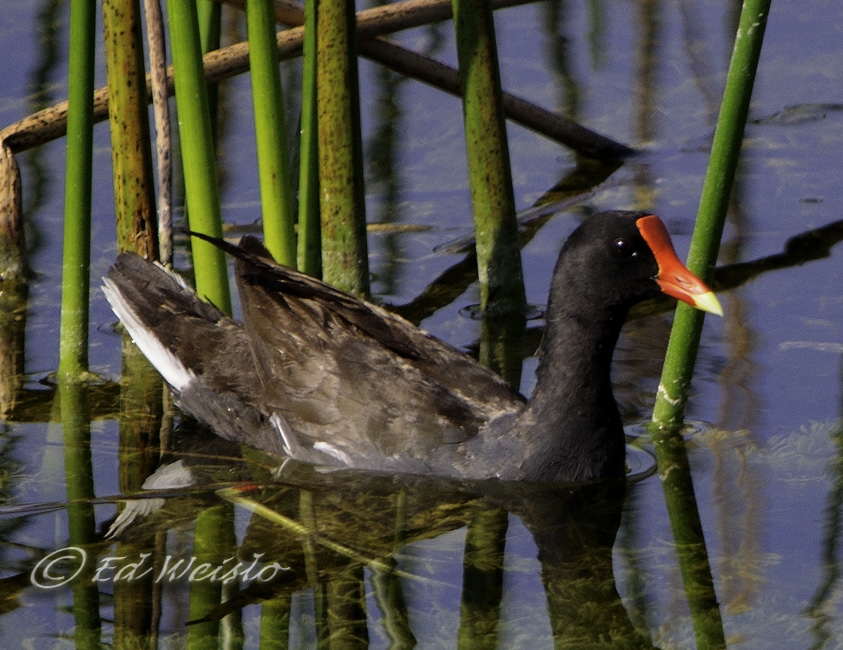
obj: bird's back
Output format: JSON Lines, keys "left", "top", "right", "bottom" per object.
{"left": 103, "top": 238, "right": 526, "bottom": 472}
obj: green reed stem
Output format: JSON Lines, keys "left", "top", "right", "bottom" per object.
{"left": 652, "top": 0, "right": 771, "bottom": 430}
{"left": 196, "top": 0, "right": 222, "bottom": 127}
{"left": 188, "top": 503, "right": 232, "bottom": 643}
{"left": 451, "top": 0, "right": 525, "bottom": 317}
{"left": 167, "top": 0, "right": 232, "bottom": 314}
{"left": 103, "top": 0, "right": 159, "bottom": 258}
{"left": 60, "top": 379, "right": 102, "bottom": 648}
{"left": 650, "top": 4, "right": 772, "bottom": 649}
{"left": 452, "top": 0, "right": 525, "bottom": 381}
{"left": 196, "top": 0, "right": 221, "bottom": 55}
{"left": 58, "top": 0, "right": 96, "bottom": 380}
{"left": 259, "top": 595, "right": 291, "bottom": 650}
{"left": 247, "top": 0, "right": 296, "bottom": 266}
{"left": 297, "top": 0, "right": 322, "bottom": 277}
{"left": 651, "top": 428, "right": 726, "bottom": 650}
{"left": 316, "top": 0, "right": 369, "bottom": 296}
{"left": 60, "top": 0, "right": 100, "bottom": 590}
{"left": 458, "top": 508, "right": 508, "bottom": 649}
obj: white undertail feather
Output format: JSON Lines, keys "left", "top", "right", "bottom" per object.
{"left": 102, "top": 276, "right": 195, "bottom": 392}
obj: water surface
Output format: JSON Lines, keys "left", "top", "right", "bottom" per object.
{"left": 1, "top": 0, "right": 842, "bottom": 647}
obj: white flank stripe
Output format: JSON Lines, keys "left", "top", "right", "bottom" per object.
{"left": 270, "top": 412, "right": 297, "bottom": 456}
{"left": 313, "top": 442, "right": 353, "bottom": 466}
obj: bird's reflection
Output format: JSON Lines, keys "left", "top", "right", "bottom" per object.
{"left": 103, "top": 420, "right": 658, "bottom": 648}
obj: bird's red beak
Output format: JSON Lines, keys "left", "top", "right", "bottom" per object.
{"left": 636, "top": 215, "right": 723, "bottom": 316}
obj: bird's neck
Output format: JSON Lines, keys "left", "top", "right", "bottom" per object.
{"left": 529, "top": 300, "right": 625, "bottom": 410}
{"left": 516, "top": 296, "right": 629, "bottom": 481}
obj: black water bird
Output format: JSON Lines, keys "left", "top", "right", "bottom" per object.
{"left": 103, "top": 211, "right": 721, "bottom": 482}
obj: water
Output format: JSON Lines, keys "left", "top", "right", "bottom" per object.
{"left": 1, "top": 0, "right": 843, "bottom": 647}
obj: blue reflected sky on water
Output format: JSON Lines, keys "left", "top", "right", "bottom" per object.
{"left": 1, "top": 0, "right": 842, "bottom": 646}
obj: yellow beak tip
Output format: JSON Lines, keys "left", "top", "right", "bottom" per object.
{"left": 693, "top": 291, "right": 724, "bottom": 317}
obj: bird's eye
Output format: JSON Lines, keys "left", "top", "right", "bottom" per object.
{"left": 613, "top": 238, "right": 637, "bottom": 258}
